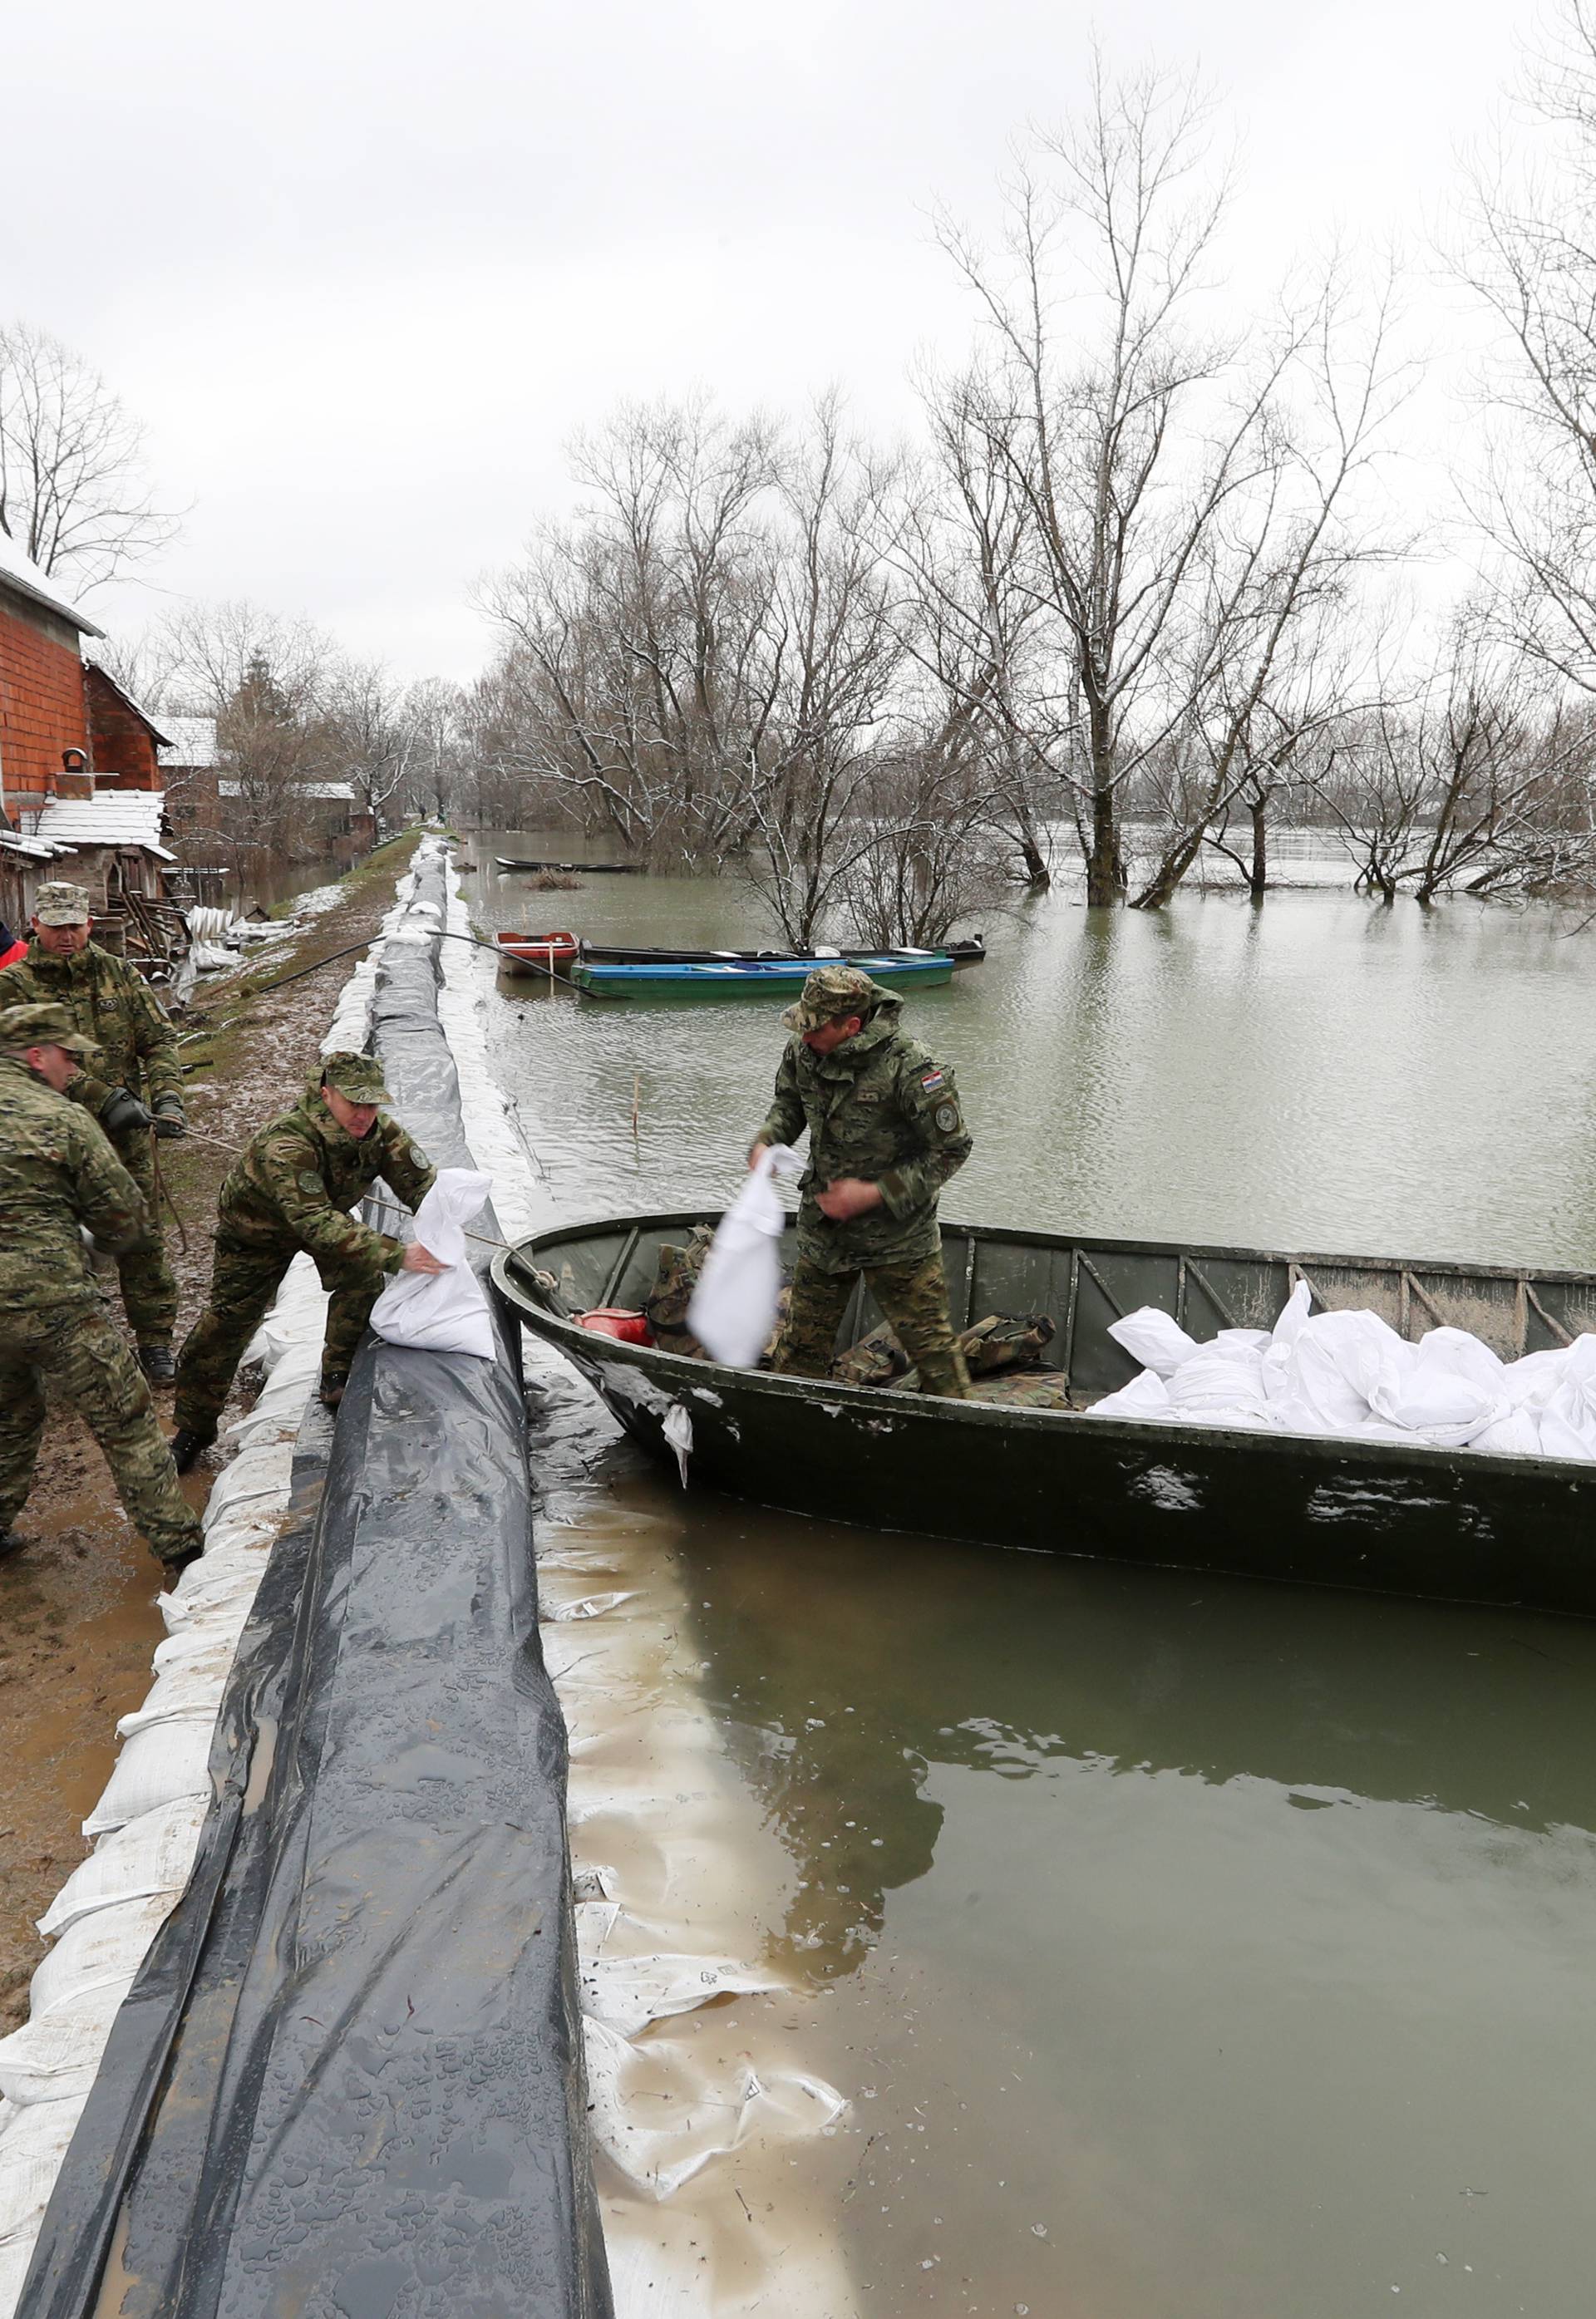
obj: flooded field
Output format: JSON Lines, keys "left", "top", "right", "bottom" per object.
{"left": 475, "top": 835, "right": 1596, "bottom": 2317}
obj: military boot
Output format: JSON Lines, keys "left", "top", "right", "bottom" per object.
{"left": 139, "top": 1343, "right": 177, "bottom": 1386}
{"left": 160, "top": 1541, "right": 205, "bottom": 1588}
{"left": 0, "top": 1528, "right": 27, "bottom": 1564}
{"left": 169, "top": 1427, "right": 214, "bottom": 1475}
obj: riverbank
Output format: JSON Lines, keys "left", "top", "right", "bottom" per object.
{"left": 0, "top": 832, "right": 421, "bottom": 2040}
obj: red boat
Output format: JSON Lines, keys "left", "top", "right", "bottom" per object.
{"left": 495, "top": 929, "right": 579, "bottom": 977}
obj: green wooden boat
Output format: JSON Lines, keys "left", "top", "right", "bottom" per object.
{"left": 570, "top": 952, "right": 955, "bottom": 999}
{"left": 493, "top": 1212, "right": 1596, "bottom": 1618}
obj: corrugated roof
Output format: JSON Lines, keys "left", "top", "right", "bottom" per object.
{"left": 156, "top": 714, "right": 219, "bottom": 770}
{"left": 0, "top": 529, "right": 103, "bottom": 638}
{"left": 22, "top": 790, "right": 175, "bottom": 861}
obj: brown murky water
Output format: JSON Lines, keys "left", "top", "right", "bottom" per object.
{"left": 481, "top": 835, "right": 1596, "bottom": 2317}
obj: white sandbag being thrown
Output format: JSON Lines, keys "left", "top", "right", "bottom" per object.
{"left": 687, "top": 1145, "right": 802, "bottom": 1369}
{"left": 1087, "top": 1283, "right": 1596, "bottom": 1460}
{"left": 369, "top": 1165, "right": 496, "bottom": 1359}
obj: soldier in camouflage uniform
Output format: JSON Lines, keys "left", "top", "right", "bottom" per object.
{"left": 0, "top": 1003, "right": 204, "bottom": 1577}
{"left": 0, "top": 881, "right": 187, "bottom": 1383}
{"left": 170, "top": 1052, "right": 441, "bottom": 1469}
{"left": 750, "top": 965, "right": 973, "bottom": 1398}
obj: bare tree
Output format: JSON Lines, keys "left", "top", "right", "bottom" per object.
{"left": 733, "top": 397, "right": 908, "bottom": 947}
{"left": 0, "top": 321, "right": 180, "bottom": 588}
{"left": 323, "top": 658, "right": 418, "bottom": 837}
{"left": 883, "top": 372, "right": 1057, "bottom": 888}
{"left": 1460, "top": 2, "right": 1596, "bottom": 692}
{"left": 478, "top": 396, "right": 782, "bottom": 852}
{"left": 1308, "top": 612, "right": 1593, "bottom": 899}
{"left": 936, "top": 58, "right": 1405, "bottom": 908}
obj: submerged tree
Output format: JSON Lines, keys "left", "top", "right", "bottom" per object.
{"left": 934, "top": 58, "right": 1406, "bottom": 907}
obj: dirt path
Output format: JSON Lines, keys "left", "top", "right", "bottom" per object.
{"left": 0, "top": 835, "right": 421, "bottom": 2033}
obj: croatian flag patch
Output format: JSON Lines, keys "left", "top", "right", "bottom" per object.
{"left": 920, "top": 1069, "right": 945, "bottom": 1092}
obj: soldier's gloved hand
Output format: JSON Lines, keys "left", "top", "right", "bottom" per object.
{"left": 152, "top": 1097, "right": 187, "bottom": 1140}
{"left": 101, "top": 1087, "right": 155, "bottom": 1136}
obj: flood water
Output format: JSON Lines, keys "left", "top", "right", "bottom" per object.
{"left": 473, "top": 833, "right": 1596, "bottom": 2317}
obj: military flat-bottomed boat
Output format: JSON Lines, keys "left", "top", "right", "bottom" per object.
{"left": 491, "top": 1211, "right": 1596, "bottom": 1617}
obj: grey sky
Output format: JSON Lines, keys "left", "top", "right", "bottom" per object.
{"left": 4, "top": 0, "right": 1539, "bottom": 683}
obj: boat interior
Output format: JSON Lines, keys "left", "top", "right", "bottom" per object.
{"left": 505, "top": 1214, "right": 1596, "bottom": 1403}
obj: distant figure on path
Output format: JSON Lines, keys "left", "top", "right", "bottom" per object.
{"left": 749, "top": 964, "right": 973, "bottom": 1397}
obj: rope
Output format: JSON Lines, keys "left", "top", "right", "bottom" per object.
{"left": 147, "top": 1127, "right": 190, "bottom": 1255}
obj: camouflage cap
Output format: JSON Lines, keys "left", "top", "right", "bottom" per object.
{"left": 32, "top": 880, "right": 93, "bottom": 927}
{"left": 320, "top": 1050, "right": 390, "bottom": 1105}
{"left": 0, "top": 1002, "right": 96, "bottom": 1057}
{"left": 781, "top": 963, "right": 885, "bottom": 1034}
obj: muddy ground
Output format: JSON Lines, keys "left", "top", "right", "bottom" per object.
{"left": 0, "top": 835, "right": 421, "bottom": 2033}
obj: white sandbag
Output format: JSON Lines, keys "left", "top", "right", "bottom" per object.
{"left": 369, "top": 1166, "right": 496, "bottom": 1358}
{"left": 1106, "top": 1307, "right": 1199, "bottom": 1378}
{"left": 687, "top": 1145, "right": 801, "bottom": 1368}
{"left": 1367, "top": 1327, "right": 1508, "bottom": 1448}
{"left": 1472, "top": 1406, "right": 1545, "bottom": 1457}
{"left": 1163, "top": 1341, "right": 1271, "bottom": 1424}
{"left": 1503, "top": 1347, "right": 1569, "bottom": 1406}
{"left": 82, "top": 1720, "right": 214, "bottom": 1838}
{"left": 1085, "top": 1367, "right": 1173, "bottom": 1420}
{"left": 1535, "top": 1337, "right": 1596, "bottom": 1457}
{"left": 0, "top": 1982, "right": 129, "bottom": 2105}
{"left": 1267, "top": 1308, "right": 1406, "bottom": 1434}
{"left": 37, "top": 1797, "right": 208, "bottom": 1939}
{"left": 30, "top": 1895, "right": 171, "bottom": 2019}
{"left": 0, "top": 2097, "right": 81, "bottom": 2247}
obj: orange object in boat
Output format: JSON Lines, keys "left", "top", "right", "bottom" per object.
{"left": 577, "top": 1308, "right": 654, "bottom": 1345}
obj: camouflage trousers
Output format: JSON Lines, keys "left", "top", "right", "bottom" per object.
{"left": 173, "top": 1233, "right": 387, "bottom": 1439}
{"left": 109, "top": 1132, "right": 179, "bottom": 1347}
{"left": 0, "top": 1295, "right": 203, "bottom": 1567}
{"left": 773, "top": 1249, "right": 971, "bottom": 1399}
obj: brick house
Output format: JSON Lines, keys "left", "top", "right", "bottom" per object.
{"left": 0, "top": 528, "right": 178, "bottom": 939}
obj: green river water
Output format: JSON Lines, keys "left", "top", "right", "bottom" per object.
{"left": 473, "top": 835, "right": 1596, "bottom": 2318}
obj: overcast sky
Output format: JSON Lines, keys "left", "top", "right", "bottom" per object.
{"left": 2, "top": 0, "right": 1544, "bottom": 684}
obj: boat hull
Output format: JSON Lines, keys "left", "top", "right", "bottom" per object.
{"left": 578, "top": 938, "right": 988, "bottom": 969}
{"left": 492, "top": 1211, "right": 1596, "bottom": 1617}
{"left": 571, "top": 954, "right": 955, "bottom": 998}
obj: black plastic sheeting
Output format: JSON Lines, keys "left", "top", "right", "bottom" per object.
{"left": 22, "top": 852, "right": 611, "bottom": 2319}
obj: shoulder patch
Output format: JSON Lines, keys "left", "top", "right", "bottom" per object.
{"left": 920, "top": 1068, "right": 946, "bottom": 1094}
{"left": 297, "top": 1169, "right": 324, "bottom": 1195}
{"left": 405, "top": 1141, "right": 430, "bottom": 1169}
{"left": 933, "top": 1100, "right": 960, "bottom": 1133}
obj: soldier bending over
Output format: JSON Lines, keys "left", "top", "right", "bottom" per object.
{"left": 749, "top": 966, "right": 973, "bottom": 1397}
{"left": 0, "top": 1004, "right": 204, "bottom": 1579}
{"left": 170, "top": 1052, "right": 442, "bottom": 1471}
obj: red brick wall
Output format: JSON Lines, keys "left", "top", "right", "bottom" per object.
{"left": 85, "top": 664, "right": 162, "bottom": 789}
{"left": 0, "top": 592, "right": 91, "bottom": 814}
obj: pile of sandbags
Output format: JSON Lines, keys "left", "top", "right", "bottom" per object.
{"left": 1086, "top": 1283, "right": 1596, "bottom": 1458}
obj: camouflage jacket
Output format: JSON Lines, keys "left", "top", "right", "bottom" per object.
{"left": 758, "top": 993, "right": 972, "bottom": 1273}
{"left": 216, "top": 1071, "right": 436, "bottom": 1279}
{"left": 0, "top": 1053, "right": 151, "bottom": 1316}
{"left": 0, "top": 940, "right": 183, "bottom": 1127}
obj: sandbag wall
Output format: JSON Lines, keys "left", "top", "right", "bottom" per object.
{"left": 19, "top": 850, "right": 611, "bottom": 2319}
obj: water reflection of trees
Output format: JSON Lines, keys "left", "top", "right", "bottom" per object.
{"left": 682, "top": 1518, "right": 1596, "bottom": 1981}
